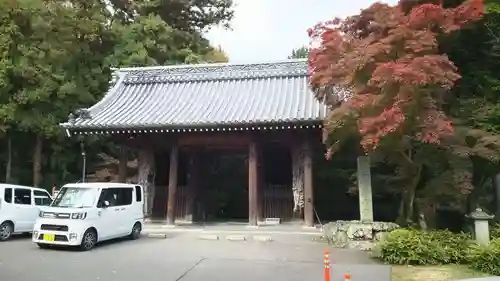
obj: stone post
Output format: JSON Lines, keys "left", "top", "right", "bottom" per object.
{"left": 467, "top": 208, "right": 494, "bottom": 246}
{"left": 357, "top": 156, "right": 374, "bottom": 222}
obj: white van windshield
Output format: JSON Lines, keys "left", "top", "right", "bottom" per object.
{"left": 51, "top": 187, "right": 98, "bottom": 208}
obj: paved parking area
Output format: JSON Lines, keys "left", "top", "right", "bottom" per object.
{"left": 0, "top": 232, "right": 388, "bottom": 281}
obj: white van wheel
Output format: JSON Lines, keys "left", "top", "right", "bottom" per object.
{"left": 0, "top": 222, "right": 13, "bottom": 241}
{"left": 130, "top": 223, "right": 142, "bottom": 240}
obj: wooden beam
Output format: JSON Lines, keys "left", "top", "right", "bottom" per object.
{"left": 303, "top": 138, "right": 314, "bottom": 227}
{"left": 180, "top": 144, "right": 247, "bottom": 151}
{"left": 248, "top": 140, "right": 259, "bottom": 226}
{"left": 179, "top": 133, "right": 250, "bottom": 147}
{"left": 166, "top": 145, "right": 179, "bottom": 225}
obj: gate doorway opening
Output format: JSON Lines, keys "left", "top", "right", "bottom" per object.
{"left": 201, "top": 151, "right": 248, "bottom": 222}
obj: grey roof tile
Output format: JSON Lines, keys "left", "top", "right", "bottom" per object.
{"left": 61, "top": 59, "right": 332, "bottom": 130}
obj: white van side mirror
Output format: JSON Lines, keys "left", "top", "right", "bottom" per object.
{"left": 103, "top": 200, "right": 110, "bottom": 208}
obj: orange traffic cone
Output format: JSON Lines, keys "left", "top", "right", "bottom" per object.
{"left": 324, "top": 250, "right": 330, "bottom": 281}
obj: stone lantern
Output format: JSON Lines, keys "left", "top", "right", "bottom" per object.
{"left": 466, "top": 208, "right": 495, "bottom": 246}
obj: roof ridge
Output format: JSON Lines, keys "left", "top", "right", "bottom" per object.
{"left": 120, "top": 59, "right": 308, "bottom": 84}
{"left": 113, "top": 58, "right": 307, "bottom": 72}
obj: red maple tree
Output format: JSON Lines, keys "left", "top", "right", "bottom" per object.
{"left": 308, "top": 0, "right": 484, "bottom": 157}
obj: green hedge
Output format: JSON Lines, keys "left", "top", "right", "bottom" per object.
{"left": 490, "top": 224, "right": 500, "bottom": 239}
{"left": 375, "top": 229, "right": 471, "bottom": 265}
{"left": 376, "top": 228, "right": 500, "bottom": 275}
{"left": 468, "top": 238, "right": 500, "bottom": 275}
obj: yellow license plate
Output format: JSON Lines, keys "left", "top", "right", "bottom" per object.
{"left": 43, "top": 234, "right": 55, "bottom": 242}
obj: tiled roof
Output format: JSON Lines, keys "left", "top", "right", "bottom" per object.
{"left": 61, "top": 59, "right": 333, "bottom": 131}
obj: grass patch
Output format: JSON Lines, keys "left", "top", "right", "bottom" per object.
{"left": 391, "top": 264, "right": 490, "bottom": 281}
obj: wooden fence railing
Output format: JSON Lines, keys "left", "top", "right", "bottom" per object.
{"left": 263, "top": 184, "right": 295, "bottom": 221}
{"left": 151, "top": 184, "right": 296, "bottom": 222}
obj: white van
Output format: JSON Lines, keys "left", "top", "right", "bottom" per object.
{"left": 33, "top": 182, "right": 144, "bottom": 251}
{"left": 0, "top": 184, "right": 53, "bottom": 241}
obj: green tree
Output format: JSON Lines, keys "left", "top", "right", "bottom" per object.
{"left": 0, "top": 0, "right": 234, "bottom": 189}
{"left": 203, "top": 45, "right": 229, "bottom": 63}
{"left": 0, "top": 0, "right": 115, "bottom": 186}
{"left": 443, "top": 0, "right": 500, "bottom": 213}
{"left": 106, "top": 14, "right": 182, "bottom": 67}
{"left": 105, "top": 0, "right": 233, "bottom": 67}
{"left": 107, "top": 0, "right": 234, "bottom": 31}
{"left": 288, "top": 46, "right": 309, "bottom": 59}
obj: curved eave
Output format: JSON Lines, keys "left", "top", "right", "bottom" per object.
{"left": 63, "top": 120, "right": 324, "bottom": 136}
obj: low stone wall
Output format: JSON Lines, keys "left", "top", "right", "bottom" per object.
{"left": 322, "top": 220, "right": 399, "bottom": 251}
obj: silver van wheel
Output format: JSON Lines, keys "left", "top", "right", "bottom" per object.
{"left": 80, "top": 229, "right": 97, "bottom": 251}
{"left": 0, "top": 222, "right": 13, "bottom": 241}
{"left": 130, "top": 223, "right": 141, "bottom": 240}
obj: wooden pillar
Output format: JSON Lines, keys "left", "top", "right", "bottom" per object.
{"left": 166, "top": 145, "right": 179, "bottom": 225}
{"left": 118, "top": 146, "right": 128, "bottom": 182}
{"left": 291, "top": 140, "right": 305, "bottom": 220}
{"left": 257, "top": 146, "right": 264, "bottom": 222}
{"left": 137, "top": 149, "right": 154, "bottom": 218}
{"left": 303, "top": 138, "right": 314, "bottom": 227}
{"left": 248, "top": 140, "right": 259, "bottom": 226}
{"left": 185, "top": 152, "right": 200, "bottom": 223}
{"left": 195, "top": 152, "right": 207, "bottom": 222}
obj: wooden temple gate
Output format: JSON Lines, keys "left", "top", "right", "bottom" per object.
{"left": 61, "top": 59, "right": 328, "bottom": 227}
{"left": 122, "top": 129, "right": 318, "bottom": 226}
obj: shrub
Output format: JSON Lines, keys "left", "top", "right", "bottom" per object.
{"left": 376, "top": 229, "right": 472, "bottom": 265}
{"left": 468, "top": 238, "right": 500, "bottom": 275}
{"left": 490, "top": 224, "right": 500, "bottom": 239}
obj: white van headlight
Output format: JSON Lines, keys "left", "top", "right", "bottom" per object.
{"left": 71, "top": 212, "right": 87, "bottom": 220}
{"left": 69, "top": 233, "right": 78, "bottom": 241}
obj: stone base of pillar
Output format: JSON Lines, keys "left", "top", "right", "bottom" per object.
{"left": 302, "top": 225, "right": 318, "bottom": 230}
{"left": 246, "top": 225, "right": 260, "bottom": 229}
{"left": 184, "top": 214, "right": 193, "bottom": 223}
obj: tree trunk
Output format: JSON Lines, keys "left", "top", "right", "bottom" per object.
{"left": 418, "top": 201, "right": 437, "bottom": 230}
{"left": 33, "top": 135, "right": 43, "bottom": 187}
{"left": 406, "top": 177, "right": 418, "bottom": 223}
{"left": 396, "top": 165, "right": 422, "bottom": 226}
{"left": 415, "top": 196, "right": 437, "bottom": 231}
{"left": 5, "top": 136, "right": 12, "bottom": 183}
{"left": 467, "top": 177, "right": 483, "bottom": 214}
{"left": 397, "top": 191, "right": 407, "bottom": 225}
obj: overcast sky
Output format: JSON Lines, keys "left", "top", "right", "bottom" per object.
{"left": 205, "top": 0, "right": 399, "bottom": 63}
